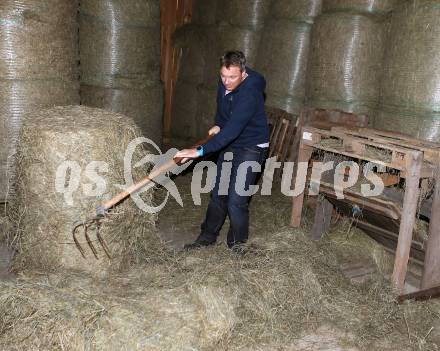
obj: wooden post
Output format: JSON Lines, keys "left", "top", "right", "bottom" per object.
{"left": 290, "top": 143, "right": 313, "bottom": 227}
{"left": 392, "top": 151, "right": 423, "bottom": 292}
{"left": 421, "top": 157, "right": 440, "bottom": 289}
{"left": 311, "top": 196, "right": 333, "bottom": 240}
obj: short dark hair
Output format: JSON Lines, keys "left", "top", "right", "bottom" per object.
{"left": 220, "top": 51, "right": 246, "bottom": 72}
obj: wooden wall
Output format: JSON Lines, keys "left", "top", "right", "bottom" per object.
{"left": 160, "top": 0, "right": 193, "bottom": 143}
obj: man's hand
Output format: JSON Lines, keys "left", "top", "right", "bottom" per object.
{"left": 208, "top": 125, "right": 220, "bottom": 136}
{"left": 174, "top": 148, "right": 198, "bottom": 163}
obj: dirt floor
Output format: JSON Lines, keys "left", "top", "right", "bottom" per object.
{"left": 0, "top": 171, "right": 440, "bottom": 350}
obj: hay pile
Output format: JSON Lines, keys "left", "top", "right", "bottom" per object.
{"left": 374, "top": 0, "right": 440, "bottom": 142}
{"left": 79, "top": 0, "right": 163, "bottom": 146}
{"left": 8, "top": 106, "right": 161, "bottom": 275}
{"left": 306, "top": 5, "right": 389, "bottom": 117}
{"left": 0, "top": 0, "right": 80, "bottom": 200}
{"left": 0, "top": 269, "right": 237, "bottom": 350}
{"left": 255, "top": 1, "right": 321, "bottom": 115}
{"left": 1, "top": 174, "right": 440, "bottom": 349}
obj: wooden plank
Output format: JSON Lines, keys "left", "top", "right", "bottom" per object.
{"left": 421, "top": 159, "right": 440, "bottom": 289}
{"left": 311, "top": 196, "right": 333, "bottom": 240}
{"left": 392, "top": 150, "right": 423, "bottom": 292}
{"left": 398, "top": 285, "right": 440, "bottom": 303}
{"left": 290, "top": 144, "right": 313, "bottom": 227}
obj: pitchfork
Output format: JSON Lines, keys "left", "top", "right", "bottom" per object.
{"left": 72, "top": 135, "right": 212, "bottom": 259}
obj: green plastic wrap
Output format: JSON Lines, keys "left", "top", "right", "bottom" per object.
{"left": 79, "top": 0, "right": 163, "bottom": 145}
{"left": 306, "top": 12, "right": 387, "bottom": 116}
{"left": 256, "top": 20, "right": 312, "bottom": 115}
{"left": 171, "top": 81, "right": 199, "bottom": 139}
{"left": 216, "top": 0, "right": 272, "bottom": 29}
{"left": 80, "top": 0, "right": 160, "bottom": 84}
{"left": 270, "top": 0, "right": 322, "bottom": 23}
{"left": 196, "top": 86, "right": 217, "bottom": 139}
{"left": 375, "top": 1, "right": 440, "bottom": 142}
{"left": 192, "top": 0, "right": 218, "bottom": 26}
{"left": 323, "top": 0, "right": 399, "bottom": 15}
{"left": 0, "top": 0, "right": 80, "bottom": 200}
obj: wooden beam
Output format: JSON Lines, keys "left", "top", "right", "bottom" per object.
{"left": 398, "top": 285, "right": 440, "bottom": 303}
{"left": 421, "top": 157, "right": 440, "bottom": 289}
{"left": 392, "top": 151, "right": 423, "bottom": 292}
{"left": 311, "top": 196, "right": 333, "bottom": 240}
{"left": 290, "top": 143, "right": 313, "bottom": 227}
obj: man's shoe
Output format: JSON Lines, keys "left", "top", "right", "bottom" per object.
{"left": 184, "top": 238, "right": 215, "bottom": 250}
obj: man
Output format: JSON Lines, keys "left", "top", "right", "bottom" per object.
{"left": 175, "top": 50, "right": 269, "bottom": 252}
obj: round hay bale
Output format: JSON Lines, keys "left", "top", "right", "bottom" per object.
{"left": 216, "top": 0, "right": 271, "bottom": 29}
{"left": 374, "top": 1, "right": 440, "bottom": 141}
{"left": 0, "top": 0, "right": 80, "bottom": 199}
{"left": 10, "top": 106, "right": 160, "bottom": 275}
{"left": 323, "top": 0, "right": 399, "bottom": 15}
{"left": 196, "top": 86, "right": 217, "bottom": 138}
{"left": 79, "top": 0, "right": 163, "bottom": 145}
{"left": 270, "top": 0, "right": 322, "bottom": 23}
{"left": 174, "top": 38, "right": 206, "bottom": 85}
{"left": 80, "top": 83, "right": 163, "bottom": 147}
{"left": 265, "top": 93, "right": 305, "bottom": 115}
{"left": 79, "top": 0, "right": 160, "bottom": 82}
{"left": 256, "top": 20, "right": 312, "bottom": 114}
{"left": 306, "top": 12, "right": 387, "bottom": 116}
{"left": 192, "top": 0, "right": 219, "bottom": 26}
{"left": 199, "top": 28, "right": 222, "bottom": 89}
{"left": 171, "top": 81, "right": 199, "bottom": 139}
{"left": 217, "top": 25, "right": 262, "bottom": 68}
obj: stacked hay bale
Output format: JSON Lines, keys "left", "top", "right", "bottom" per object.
{"left": 256, "top": 0, "right": 322, "bottom": 114}
{"left": 9, "top": 106, "right": 160, "bottom": 275}
{"left": 0, "top": 0, "right": 80, "bottom": 200}
{"left": 79, "top": 0, "right": 163, "bottom": 146}
{"left": 170, "top": 0, "right": 219, "bottom": 139}
{"left": 197, "top": 0, "right": 272, "bottom": 136}
{"left": 374, "top": 0, "right": 440, "bottom": 141}
{"left": 172, "top": 0, "right": 273, "bottom": 139}
{"left": 306, "top": 0, "right": 398, "bottom": 118}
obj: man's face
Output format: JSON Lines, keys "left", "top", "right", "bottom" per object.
{"left": 220, "top": 65, "right": 245, "bottom": 91}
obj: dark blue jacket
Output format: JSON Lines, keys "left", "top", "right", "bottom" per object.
{"left": 202, "top": 67, "right": 270, "bottom": 154}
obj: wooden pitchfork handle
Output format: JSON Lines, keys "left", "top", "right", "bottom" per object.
{"left": 96, "top": 134, "right": 213, "bottom": 215}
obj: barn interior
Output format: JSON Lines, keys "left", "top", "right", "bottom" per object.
{"left": 1, "top": 1, "right": 440, "bottom": 350}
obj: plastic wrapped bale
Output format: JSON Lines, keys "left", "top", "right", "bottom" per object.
{"left": 217, "top": 25, "right": 262, "bottom": 69}
{"left": 80, "top": 83, "right": 164, "bottom": 146}
{"left": 171, "top": 81, "right": 199, "bottom": 139}
{"left": 256, "top": 20, "right": 312, "bottom": 115}
{"left": 306, "top": 12, "right": 388, "bottom": 117}
{"left": 374, "top": 1, "right": 440, "bottom": 142}
{"left": 323, "top": 0, "right": 399, "bottom": 15}
{"left": 216, "top": 0, "right": 272, "bottom": 29}
{"left": 196, "top": 86, "right": 217, "bottom": 139}
{"left": 79, "top": 0, "right": 163, "bottom": 145}
{"left": 9, "top": 106, "right": 161, "bottom": 275}
{"left": 0, "top": 0, "right": 80, "bottom": 200}
{"left": 270, "top": 0, "right": 322, "bottom": 23}
{"left": 192, "top": 0, "right": 219, "bottom": 26}
{"left": 79, "top": 0, "right": 160, "bottom": 81}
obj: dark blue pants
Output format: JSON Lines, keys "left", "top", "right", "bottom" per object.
{"left": 199, "top": 145, "right": 267, "bottom": 247}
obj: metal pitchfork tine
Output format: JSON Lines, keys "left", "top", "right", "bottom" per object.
{"left": 72, "top": 134, "right": 213, "bottom": 259}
